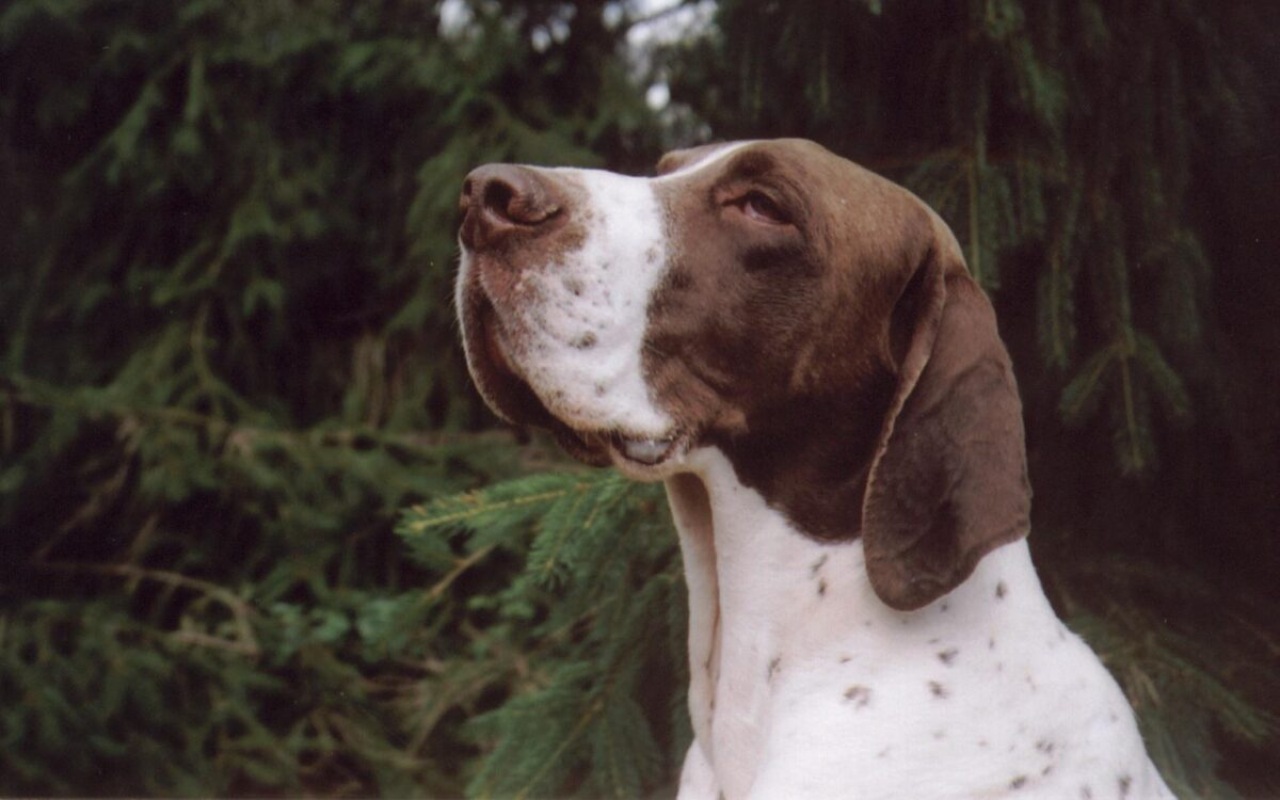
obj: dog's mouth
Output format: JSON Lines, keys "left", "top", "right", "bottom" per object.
{"left": 552, "top": 425, "right": 689, "bottom": 475}
{"left": 542, "top": 419, "right": 690, "bottom": 479}
{"left": 605, "top": 430, "right": 690, "bottom": 476}
{"left": 610, "top": 433, "right": 680, "bottom": 466}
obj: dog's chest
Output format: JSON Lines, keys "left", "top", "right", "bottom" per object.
{"left": 668, "top": 450, "right": 1157, "bottom": 799}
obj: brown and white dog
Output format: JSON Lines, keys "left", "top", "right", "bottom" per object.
{"left": 455, "top": 139, "right": 1173, "bottom": 799}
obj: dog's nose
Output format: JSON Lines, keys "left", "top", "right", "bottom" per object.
{"left": 459, "top": 164, "right": 562, "bottom": 249}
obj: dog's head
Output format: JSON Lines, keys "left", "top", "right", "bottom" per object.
{"left": 456, "top": 139, "right": 1030, "bottom": 610}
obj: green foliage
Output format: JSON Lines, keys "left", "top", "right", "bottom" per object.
{"left": 0, "top": 0, "right": 664, "bottom": 795}
{"left": 399, "top": 472, "right": 685, "bottom": 797}
{"left": 1046, "top": 551, "right": 1280, "bottom": 799}
{"left": 1, "top": 0, "right": 1277, "bottom": 796}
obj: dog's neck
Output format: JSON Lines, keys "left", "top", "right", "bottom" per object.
{"left": 664, "top": 448, "right": 870, "bottom": 796}
{"left": 664, "top": 447, "right": 1053, "bottom": 797}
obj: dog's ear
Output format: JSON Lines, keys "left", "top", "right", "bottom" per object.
{"left": 861, "top": 214, "right": 1031, "bottom": 611}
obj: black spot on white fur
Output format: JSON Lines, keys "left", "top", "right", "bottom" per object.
{"left": 996, "top": 580, "right": 1008, "bottom": 599}
{"left": 937, "top": 647, "right": 959, "bottom": 666}
{"left": 1010, "top": 775, "right": 1028, "bottom": 790}
{"left": 1119, "top": 774, "right": 1132, "bottom": 797}
{"left": 928, "top": 681, "right": 948, "bottom": 699}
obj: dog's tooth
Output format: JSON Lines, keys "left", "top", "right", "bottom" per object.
{"left": 622, "top": 438, "right": 672, "bottom": 465}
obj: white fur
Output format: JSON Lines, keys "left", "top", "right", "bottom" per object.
{"left": 495, "top": 168, "right": 674, "bottom": 438}
{"left": 670, "top": 449, "right": 1172, "bottom": 799}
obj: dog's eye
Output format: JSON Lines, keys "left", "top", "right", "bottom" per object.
{"left": 738, "top": 191, "right": 791, "bottom": 226}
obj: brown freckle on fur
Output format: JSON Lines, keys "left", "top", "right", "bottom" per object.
{"left": 817, "top": 578, "right": 828, "bottom": 597}
{"left": 839, "top": 655, "right": 852, "bottom": 664}
{"left": 933, "top": 730, "right": 946, "bottom": 740}
{"left": 1035, "top": 739, "right": 1055, "bottom": 754}
{"left": 928, "top": 681, "right": 948, "bottom": 699}
{"left": 563, "top": 277, "right": 584, "bottom": 296}
{"left": 996, "top": 581, "right": 1008, "bottom": 599}
{"left": 594, "top": 383, "right": 607, "bottom": 397}
{"left": 939, "top": 601, "right": 950, "bottom": 613}
{"left": 667, "top": 268, "right": 693, "bottom": 291}
{"left": 1042, "top": 765, "right": 1054, "bottom": 777}
{"left": 978, "top": 739, "right": 989, "bottom": 748}
{"left": 877, "top": 747, "right": 891, "bottom": 759}
{"left": 1118, "top": 775, "right": 1132, "bottom": 797}
{"left": 937, "top": 647, "right": 959, "bottom": 666}
{"left": 767, "top": 656, "right": 781, "bottom": 681}
{"left": 571, "top": 332, "right": 598, "bottom": 349}
{"left": 843, "top": 685, "right": 871, "bottom": 707}
{"left": 988, "top": 637, "right": 997, "bottom": 650}
{"left": 1010, "top": 776, "right": 1027, "bottom": 790}
{"left": 810, "top": 554, "right": 828, "bottom": 575}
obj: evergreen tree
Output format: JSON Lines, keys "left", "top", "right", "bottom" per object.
{"left": 0, "top": 0, "right": 663, "bottom": 794}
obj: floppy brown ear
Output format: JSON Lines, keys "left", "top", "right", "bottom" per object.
{"left": 862, "top": 224, "right": 1031, "bottom": 612}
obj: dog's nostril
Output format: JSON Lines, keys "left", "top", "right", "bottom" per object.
{"left": 463, "top": 165, "right": 560, "bottom": 231}
{"left": 482, "top": 180, "right": 519, "bottom": 222}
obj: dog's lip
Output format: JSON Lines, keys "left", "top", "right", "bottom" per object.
{"left": 610, "top": 432, "right": 679, "bottom": 465}
{"left": 600, "top": 429, "right": 691, "bottom": 473}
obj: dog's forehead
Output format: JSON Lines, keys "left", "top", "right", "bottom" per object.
{"left": 654, "top": 141, "right": 755, "bottom": 179}
{"left": 655, "top": 139, "right": 840, "bottom": 181}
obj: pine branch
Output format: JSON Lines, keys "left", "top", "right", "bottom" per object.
{"left": 28, "top": 560, "right": 260, "bottom": 657}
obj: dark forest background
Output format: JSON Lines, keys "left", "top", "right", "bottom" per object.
{"left": 1, "top": 0, "right": 1278, "bottom": 796}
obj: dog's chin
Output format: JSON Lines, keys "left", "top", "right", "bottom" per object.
{"left": 604, "top": 430, "right": 690, "bottom": 480}
{"left": 466, "top": 311, "right": 689, "bottom": 479}
{"left": 469, "top": 351, "right": 689, "bottom": 479}
{"left": 550, "top": 423, "right": 690, "bottom": 481}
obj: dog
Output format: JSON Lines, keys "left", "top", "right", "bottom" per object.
{"left": 455, "top": 139, "right": 1173, "bottom": 798}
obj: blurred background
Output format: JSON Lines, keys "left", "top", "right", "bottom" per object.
{"left": 1, "top": 0, "right": 1277, "bottom": 796}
